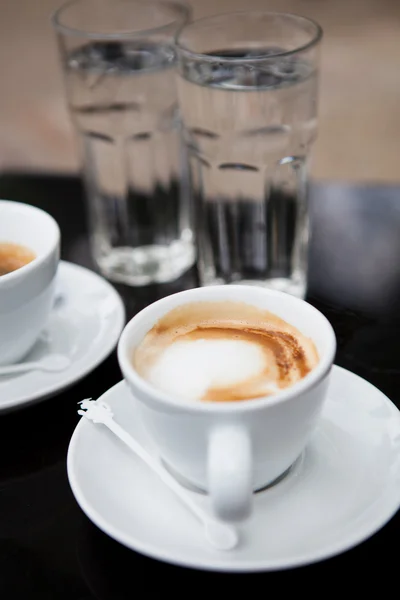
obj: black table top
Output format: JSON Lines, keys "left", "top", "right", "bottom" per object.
{"left": 0, "top": 173, "right": 399, "bottom": 595}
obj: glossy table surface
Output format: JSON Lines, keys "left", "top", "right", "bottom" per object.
{"left": 0, "top": 174, "right": 399, "bottom": 596}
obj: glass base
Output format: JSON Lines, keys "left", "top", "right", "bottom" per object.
{"left": 201, "top": 275, "right": 306, "bottom": 299}
{"left": 95, "top": 241, "right": 195, "bottom": 286}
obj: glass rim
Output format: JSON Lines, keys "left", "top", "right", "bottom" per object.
{"left": 175, "top": 10, "right": 323, "bottom": 62}
{"left": 51, "top": 0, "right": 191, "bottom": 39}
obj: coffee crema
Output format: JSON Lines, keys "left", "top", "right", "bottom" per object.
{"left": 0, "top": 242, "right": 36, "bottom": 276}
{"left": 133, "top": 301, "right": 319, "bottom": 402}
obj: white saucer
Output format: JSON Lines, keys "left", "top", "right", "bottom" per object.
{"left": 0, "top": 261, "right": 125, "bottom": 412}
{"left": 67, "top": 366, "right": 400, "bottom": 572}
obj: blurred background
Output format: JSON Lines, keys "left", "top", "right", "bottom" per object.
{"left": 0, "top": 0, "right": 399, "bottom": 182}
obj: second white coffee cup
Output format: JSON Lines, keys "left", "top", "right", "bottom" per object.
{"left": 0, "top": 200, "right": 60, "bottom": 365}
{"left": 118, "top": 286, "right": 336, "bottom": 522}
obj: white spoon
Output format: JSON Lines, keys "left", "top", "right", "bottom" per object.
{"left": 0, "top": 354, "right": 71, "bottom": 376}
{"left": 78, "top": 399, "right": 239, "bottom": 551}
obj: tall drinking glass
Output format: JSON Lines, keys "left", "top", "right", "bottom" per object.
{"left": 53, "top": 0, "right": 194, "bottom": 285}
{"left": 176, "top": 12, "right": 322, "bottom": 297}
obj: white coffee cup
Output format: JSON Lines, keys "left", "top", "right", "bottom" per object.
{"left": 0, "top": 200, "right": 60, "bottom": 365}
{"left": 118, "top": 285, "right": 336, "bottom": 522}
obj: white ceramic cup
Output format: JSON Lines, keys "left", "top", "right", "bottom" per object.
{"left": 0, "top": 200, "right": 60, "bottom": 365}
{"left": 118, "top": 286, "right": 336, "bottom": 522}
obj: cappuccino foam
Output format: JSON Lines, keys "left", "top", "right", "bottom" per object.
{"left": 134, "top": 301, "right": 319, "bottom": 402}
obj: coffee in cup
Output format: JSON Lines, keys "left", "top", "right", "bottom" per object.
{"left": 0, "top": 242, "right": 36, "bottom": 276}
{"left": 134, "top": 301, "right": 319, "bottom": 402}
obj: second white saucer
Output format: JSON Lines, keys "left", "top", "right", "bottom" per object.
{"left": 0, "top": 261, "right": 125, "bottom": 412}
{"left": 67, "top": 366, "right": 400, "bottom": 572}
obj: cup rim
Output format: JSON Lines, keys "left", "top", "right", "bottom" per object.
{"left": 175, "top": 10, "right": 323, "bottom": 63}
{"left": 0, "top": 200, "right": 60, "bottom": 286}
{"left": 51, "top": 0, "right": 191, "bottom": 40}
{"left": 118, "top": 286, "right": 336, "bottom": 413}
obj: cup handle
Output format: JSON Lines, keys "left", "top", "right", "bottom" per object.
{"left": 207, "top": 425, "right": 252, "bottom": 522}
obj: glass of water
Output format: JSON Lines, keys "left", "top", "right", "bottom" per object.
{"left": 53, "top": 0, "right": 195, "bottom": 285}
{"left": 175, "top": 12, "right": 322, "bottom": 297}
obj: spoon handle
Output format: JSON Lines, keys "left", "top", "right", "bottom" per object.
{"left": 78, "top": 400, "right": 238, "bottom": 551}
{"left": 103, "top": 416, "right": 207, "bottom": 523}
{"left": 0, "top": 362, "right": 36, "bottom": 375}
